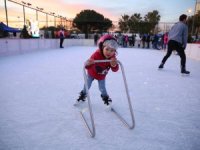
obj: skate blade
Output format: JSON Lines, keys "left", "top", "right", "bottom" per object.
{"left": 74, "top": 100, "right": 85, "bottom": 107}
{"left": 105, "top": 104, "right": 112, "bottom": 111}
{"left": 181, "top": 73, "right": 190, "bottom": 76}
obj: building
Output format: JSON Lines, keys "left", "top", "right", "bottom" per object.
{"left": 195, "top": 0, "right": 200, "bottom": 14}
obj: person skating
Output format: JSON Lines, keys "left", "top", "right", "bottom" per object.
{"left": 158, "top": 14, "right": 190, "bottom": 74}
{"left": 77, "top": 34, "right": 119, "bottom": 106}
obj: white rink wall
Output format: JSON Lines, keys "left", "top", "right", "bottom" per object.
{"left": 0, "top": 39, "right": 200, "bottom": 61}
{"left": 185, "top": 44, "right": 200, "bottom": 61}
{"left": 0, "top": 39, "right": 94, "bottom": 56}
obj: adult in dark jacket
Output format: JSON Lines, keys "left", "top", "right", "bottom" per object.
{"left": 158, "top": 14, "right": 190, "bottom": 74}
{"left": 146, "top": 34, "right": 150, "bottom": 48}
{"left": 59, "top": 28, "right": 65, "bottom": 48}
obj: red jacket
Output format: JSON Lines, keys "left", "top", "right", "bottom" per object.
{"left": 86, "top": 49, "right": 119, "bottom": 80}
{"left": 164, "top": 34, "right": 168, "bottom": 44}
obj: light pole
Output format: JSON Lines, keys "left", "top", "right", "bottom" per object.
{"left": 23, "top": 5, "right": 26, "bottom": 26}
{"left": 54, "top": 13, "right": 56, "bottom": 27}
{"left": 4, "top": 0, "right": 8, "bottom": 26}
{"left": 64, "top": 17, "right": 67, "bottom": 28}
{"left": 17, "top": 16, "right": 20, "bottom": 28}
{"left": 36, "top": 7, "right": 43, "bottom": 21}
{"left": 21, "top": 1, "right": 32, "bottom": 26}
{"left": 187, "top": 8, "right": 193, "bottom": 35}
{"left": 7, "top": 0, "right": 68, "bottom": 30}
{"left": 36, "top": 10, "right": 38, "bottom": 21}
{"left": 192, "top": 0, "right": 198, "bottom": 35}
{"left": 46, "top": 13, "right": 48, "bottom": 27}
{"left": 21, "top": 1, "right": 26, "bottom": 26}
{"left": 50, "top": 12, "right": 55, "bottom": 27}
{"left": 58, "top": 15, "right": 62, "bottom": 26}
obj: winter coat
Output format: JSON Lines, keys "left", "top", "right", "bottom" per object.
{"left": 164, "top": 34, "right": 168, "bottom": 44}
{"left": 86, "top": 49, "right": 119, "bottom": 80}
{"left": 59, "top": 30, "right": 65, "bottom": 38}
{"left": 168, "top": 21, "right": 188, "bottom": 48}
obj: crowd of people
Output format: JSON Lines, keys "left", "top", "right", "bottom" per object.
{"left": 106, "top": 33, "right": 169, "bottom": 50}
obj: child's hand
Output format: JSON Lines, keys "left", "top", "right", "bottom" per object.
{"left": 110, "top": 58, "right": 118, "bottom": 67}
{"left": 86, "top": 59, "right": 94, "bottom": 66}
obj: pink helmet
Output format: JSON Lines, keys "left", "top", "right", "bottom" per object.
{"left": 98, "top": 34, "right": 118, "bottom": 50}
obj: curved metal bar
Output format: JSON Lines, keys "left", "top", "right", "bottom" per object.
{"left": 112, "top": 60, "right": 135, "bottom": 129}
{"left": 80, "top": 59, "right": 135, "bottom": 137}
{"left": 81, "top": 61, "right": 96, "bottom": 137}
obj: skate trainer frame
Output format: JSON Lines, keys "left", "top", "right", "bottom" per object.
{"left": 80, "top": 60, "right": 135, "bottom": 137}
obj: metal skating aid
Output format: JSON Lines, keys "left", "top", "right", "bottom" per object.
{"left": 78, "top": 60, "right": 135, "bottom": 137}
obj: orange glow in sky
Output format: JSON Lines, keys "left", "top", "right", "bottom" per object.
{"left": 0, "top": 0, "right": 197, "bottom": 28}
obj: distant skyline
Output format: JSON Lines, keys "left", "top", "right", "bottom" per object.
{"left": 0, "top": 0, "right": 198, "bottom": 26}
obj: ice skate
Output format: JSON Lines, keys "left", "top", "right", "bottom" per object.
{"left": 181, "top": 68, "right": 190, "bottom": 75}
{"left": 158, "top": 63, "right": 164, "bottom": 69}
{"left": 101, "top": 95, "right": 112, "bottom": 109}
{"left": 74, "top": 91, "right": 87, "bottom": 106}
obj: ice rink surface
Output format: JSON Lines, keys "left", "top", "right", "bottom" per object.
{"left": 0, "top": 46, "right": 200, "bottom": 150}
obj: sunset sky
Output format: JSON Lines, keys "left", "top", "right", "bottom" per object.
{"left": 0, "top": 0, "right": 197, "bottom": 28}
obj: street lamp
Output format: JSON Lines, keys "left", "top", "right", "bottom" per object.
{"left": 27, "top": 3, "right": 31, "bottom": 7}
{"left": 17, "top": 16, "right": 20, "bottom": 28}
{"left": 192, "top": 0, "right": 198, "bottom": 35}
{"left": 187, "top": 9, "right": 192, "bottom": 14}
{"left": 21, "top": 1, "right": 33, "bottom": 26}
{"left": 21, "top": 1, "right": 26, "bottom": 4}
{"left": 6, "top": 0, "right": 68, "bottom": 30}
{"left": 187, "top": 8, "right": 194, "bottom": 35}
{"left": 46, "top": 13, "right": 48, "bottom": 27}
{"left": 36, "top": 7, "right": 43, "bottom": 21}
{"left": 21, "top": 1, "right": 32, "bottom": 25}
{"left": 188, "top": 0, "right": 198, "bottom": 35}
{"left": 60, "top": 16, "right": 63, "bottom": 26}
{"left": 50, "top": 12, "right": 56, "bottom": 27}
{"left": 63, "top": 17, "right": 67, "bottom": 28}
{"left": 22, "top": 6, "right": 26, "bottom": 25}
{"left": 36, "top": 9, "right": 38, "bottom": 21}
{"left": 54, "top": 15, "right": 56, "bottom": 27}
{"left": 4, "top": 0, "right": 8, "bottom": 26}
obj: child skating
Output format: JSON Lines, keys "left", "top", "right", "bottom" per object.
{"left": 76, "top": 34, "right": 119, "bottom": 106}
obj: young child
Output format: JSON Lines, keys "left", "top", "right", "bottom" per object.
{"left": 77, "top": 34, "right": 119, "bottom": 106}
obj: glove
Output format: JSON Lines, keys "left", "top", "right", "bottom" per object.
{"left": 110, "top": 58, "right": 118, "bottom": 67}
{"left": 86, "top": 59, "right": 94, "bottom": 66}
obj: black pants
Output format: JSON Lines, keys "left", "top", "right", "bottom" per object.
{"left": 161, "top": 40, "right": 186, "bottom": 69}
{"left": 60, "top": 38, "right": 64, "bottom": 48}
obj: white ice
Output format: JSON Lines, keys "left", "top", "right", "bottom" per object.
{"left": 0, "top": 46, "right": 200, "bottom": 150}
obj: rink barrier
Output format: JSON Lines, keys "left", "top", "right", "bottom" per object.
{"left": 185, "top": 44, "right": 200, "bottom": 61}
{"left": 0, "top": 39, "right": 199, "bottom": 60}
{"left": 0, "top": 39, "right": 94, "bottom": 56}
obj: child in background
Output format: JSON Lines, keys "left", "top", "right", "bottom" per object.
{"left": 76, "top": 34, "right": 119, "bottom": 106}
{"left": 163, "top": 32, "right": 168, "bottom": 51}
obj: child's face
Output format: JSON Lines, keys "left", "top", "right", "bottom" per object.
{"left": 103, "top": 46, "right": 116, "bottom": 58}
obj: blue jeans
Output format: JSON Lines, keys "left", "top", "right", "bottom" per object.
{"left": 82, "top": 74, "right": 108, "bottom": 96}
